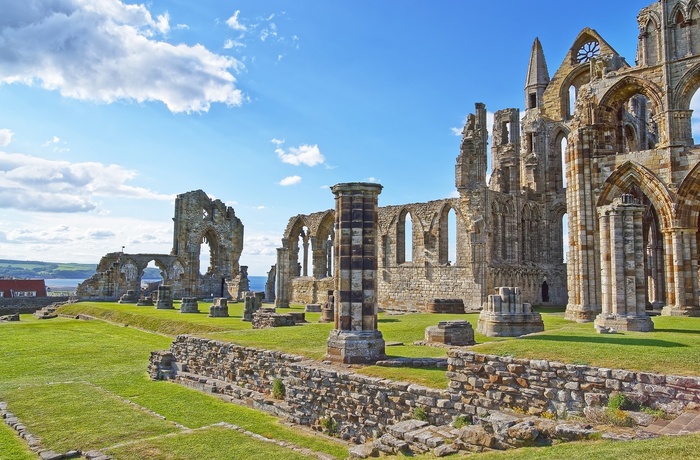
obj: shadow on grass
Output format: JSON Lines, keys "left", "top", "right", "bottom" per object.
{"left": 653, "top": 328, "right": 700, "bottom": 335}
{"left": 518, "top": 334, "right": 687, "bottom": 348}
{"left": 378, "top": 318, "right": 401, "bottom": 323}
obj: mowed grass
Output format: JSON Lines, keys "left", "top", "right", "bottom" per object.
{"left": 0, "top": 315, "right": 348, "bottom": 459}
{"left": 0, "top": 421, "right": 36, "bottom": 460}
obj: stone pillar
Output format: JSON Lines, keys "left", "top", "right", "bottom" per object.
{"left": 325, "top": 182, "right": 386, "bottom": 364}
{"left": 275, "top": 247, "right": 289, "bottom": 309}
{"left": 661, "top": 228, "right": 700, "bottom": 316}
{"left": 155, "top": 285, "right": 173, "bottom": 309}
{"left": 594, "top": 195, "right": 654, "bottom": 332}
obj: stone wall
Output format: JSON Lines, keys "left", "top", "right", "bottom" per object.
{"left": 150, "top": 336, "right": 700, "bottom": 443}
{"left": 447, "top": 350, "right": 700, "bottom": 416}
{"left": 289, "top": 277, "right": 333, "bottom": 305}
{"left": 0, "top": 297, "right": 71, "bottom": 314}
{"left": 150, "top": 335, "right": 470, "bottom": 442}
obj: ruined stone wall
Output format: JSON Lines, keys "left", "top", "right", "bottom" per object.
{"left": 0, "top": 297, "right": 71, "bottom": 314}
{"left": 289, "top": 277, "right": 333, "bottom": 305}
{"left": 150, "top": 335, "right": 466, "bottom": 441}
{"left": 77, "top": 190, "right": 246, "bottom": 300}
{"left": 150, "top": 336, "right": 700, "bottom": 443}
{"left": 447, "top": 350, "right": 700, "bottom": 416}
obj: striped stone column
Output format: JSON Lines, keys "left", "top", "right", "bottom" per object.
{"left": 594, "top": 195, "right": 653, "bottom": 332}
{"left": 325, "top": 182, "right": 386, "bottom": 364}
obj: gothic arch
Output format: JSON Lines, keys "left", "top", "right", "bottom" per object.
{"left": 596, "top": 161, "right": 674, "bottom": 228}
{"left": 313, "top": 210, "right": 336, "bottom": 278}
{"left": 675, "top": 161, "right": 700, "bottom": 226}
{"left": 673, "top": 60, "right": 700, "bottom": 110}
{"left": 598, "top": 76, "right": 665, "bottom": 117}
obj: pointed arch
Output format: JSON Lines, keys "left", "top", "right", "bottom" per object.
{"left": 673, "top": 60, "right": 700, "bottom": 110}
{"left": 596, "top": 161, "right": 674, "bottom": 228}
{"left": 675, "top": 161, "right": 700, "bottom": 226}
{"left": 598, "top": 76, "right": 665, "bottom": 116}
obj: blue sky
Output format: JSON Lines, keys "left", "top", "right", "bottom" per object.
{"left": 0, "top": 0, "right": 683, "bottom": 276}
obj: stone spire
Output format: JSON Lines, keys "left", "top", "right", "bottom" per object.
{"left": 524, "top": 37, "right": 550, "bottom": 110}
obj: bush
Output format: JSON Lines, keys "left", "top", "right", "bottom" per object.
{"left": 452, "top": 415, "right": 471, "bottom": 429}
{"left": 272, "top": 378, "right": 285, "bottom": 399}
{"left": 607, "top": 393, "right": 634, "bottom": 411}
{"left": 413, "top": 407, "right": 427, "bottom": 422}
{"left": 319, "top": 416, "right": 338, "bottom": 436}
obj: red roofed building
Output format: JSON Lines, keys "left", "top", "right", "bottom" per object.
{"left": 0, "top": 279, "right": 47, "bottom": 298}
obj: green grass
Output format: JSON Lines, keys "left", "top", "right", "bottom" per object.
{"left": 0, "top": 422, "right": 36, "bottom": 460}
{"left": 0, "top": 316, "right": 348, "bottom": 459}
{"left": 106, "top": 424, "right": 312, "bottom": 460}
{"left": 472, "top": 315, "right": 700, "bottom": 376}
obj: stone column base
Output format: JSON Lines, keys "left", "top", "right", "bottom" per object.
{"left": 476, "top": 313, "right": 544, "bottom": 337}
{"left": 593, "top": 314, "right": 654, "bottom": 332}
{"left": 660, "top": 305, "right": 700, "bottom": 317}
{"left": 564, "top": 304, "right": 599, "bottom": 323}
{"left": 325, "top": 330, "right": 386, "bottom": 364}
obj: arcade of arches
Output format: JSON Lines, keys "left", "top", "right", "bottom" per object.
{"left": 274, "top": 0, "right": 700, "bottom": 322}
{"left": 77, "top": 190, "right": 247, "bottom": 300}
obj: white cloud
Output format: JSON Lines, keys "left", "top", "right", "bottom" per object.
{"left": 0, "top": 150, "right": 173, "bottom": 213}
{"left": 0, "top": 129, "right": 13, "bottom": 147}
{"left": 366, "top": 177, "right": 380, "bottom": 183}
{"left": 276, "top": 144, "right": 325, "bottom": 167}
{"left": 270, "top": 138, "right": 285, "bottom": 146}
{"left": 451, "top": 111, "right": 496, "bottom": 138}
{"left": 256, "top": 205, "right": 266, "bottom": 210}
{"left": 279, "top": 175, "right": 301, "bottom": 186}
{"left": 0, "top": 1, "right": 243, "bottom": 113}
{"left": 243, "top": 234, "right": 278, "bottom": 256}
{"left": 226, "top": 10, "right": 247, "bottom": 31}
{"left": 174, "top": 24, "right": 189, "bottom": 30}
{"left": 223, "top": 39, "right": 245, "bottom": 50}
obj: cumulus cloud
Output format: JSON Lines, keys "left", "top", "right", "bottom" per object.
{"left": 279, "top": 175, "right": 301, "bottom": 186}
{"left": 0, "top": 129, "right": 13, "bottom": 147}
{"left": 275, "top": 143, "right": 325, "bottom": 167}
{"left": 0, "top": 150, "right": 173, "bottom": 213}
{"left": 0, "top": 1, "right": 243, "bottom": 113}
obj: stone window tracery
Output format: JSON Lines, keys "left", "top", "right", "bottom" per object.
{"left": 576, "top": 40, "right": 600, "bottom": 63}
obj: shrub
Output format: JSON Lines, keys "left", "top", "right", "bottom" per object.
{"left": 319, "top": 416, "right": 338, "bottom": 436}
{"left": 272, "top": 378, "right": 285, "bottom": 399}
{"left": 452, "top": 415, "right": 471, "bottom": 429}
{"left": 607, "top": 393, "right": 632, "bottom": 411}
{"left": 413, "top": 407, "right": 427, "bottom": 422}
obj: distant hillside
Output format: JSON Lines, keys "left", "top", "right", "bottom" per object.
{"left": 0, "top": 259, "right": 160, "bottom": 280}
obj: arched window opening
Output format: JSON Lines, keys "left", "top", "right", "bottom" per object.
{"left": 691, "top": 89, "right": 700, "bottom": 144}
{"left": 324, "top": 233, "right": 334, "bottom": 277}
{"left": 405, "top": 214, "right": 413, "bottom": 262}
{"left": 448, "top": 208, "right": 457, "bottom": 265}
{"left": 645, "top": 20, "right": 659, "bottom": 65}
{"left": 199, "top": 236, "right": 212, "bottom": 275}
{"left": 617, "top": 94, "right": 657, "bottom": 152}
{"left": 562, "top": 213, "right": 569, "bottom": 263}
{"left": 691, "top": 8, "right": 700, "bottom": 56}
{"left": 500, "top": 121, "right": 510, "bottom": 145}
{"left": 560, "top": 136, "right": 568, "bottom": 189}
{"left": 674, "top": 11, "right": 688, "bottom": 59}
{"left": 140, "top": 260, "right": 162, "bottom": 297}
{"left": 568, "top": 85, "right": 577, "bottom": 119}
{"left": 298, "top": 226, "right": 309, "bottom": 277}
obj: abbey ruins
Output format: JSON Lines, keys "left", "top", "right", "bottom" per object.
{"left": 77, "top": 190, "right": 248, "bottom": 300}
{"left": 274, "top": 0, "right": 700, "bottom": 325}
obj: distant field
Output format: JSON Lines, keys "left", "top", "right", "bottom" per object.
{"left": 0, "top": 258, "right": 97, "bottom": 279}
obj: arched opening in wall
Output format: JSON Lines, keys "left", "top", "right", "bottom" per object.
{"left": 645, "top": 20, "right": 659, "bottom": 65}
{"left": 691, "top": 89, "right": 700, "bottom": 144}
{"left": 551, "top": 132, "right": 567, "bottom": 192}
{"left": 140, "top": 260, "right": 162, "bottom": 297}
{"left": 298, "top": 226, "right": 309, "bottom": 277}
{"left": 405, "top": 213, "right": 413, "bottom": 262}
{"left": 439, "top": 206, "right": 458, "bottom": 265}
{"left": 560, "top": 136, "right": 568, "bottom": 189}
{"left": 562, "top": 213, "right": 568, "bottom": 263}
{"left": 691, "top": 7, "right": 700, "bottom": 56}
{"left": 628, "top": 186, "right": 665, "bottom": 309}
{"left": 199, "top": 244, "right": 210, "bottom": 275}
{"left": 568, "top": 86, "right": 576, "bottom": 119}
{"left": 324, "top": 233, "right": 334, "bottom": 277}
{"left": 541, "top": 280, "right": 550, "bottom": 303}
{"left": 615, "top": 93, "right": 658, "bottom": 152}
{"left": 448, "top": 208, "right": 457, "bottom": 265}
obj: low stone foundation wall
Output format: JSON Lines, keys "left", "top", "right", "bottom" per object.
{"left": 149, "top": 335, "right": 470, "bottom": 442}
{"left": 0, "top": 297, "right": 71, "bottom": 315}
{"left": 447, "top": 350, "right": 700, "bottom": 416}
{"left": 149, "top": 336, "right": 700, "bottom": 443}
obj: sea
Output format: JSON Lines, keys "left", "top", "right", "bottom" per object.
{"left": 44, "top": 275, "right": 268, "bottom": 293}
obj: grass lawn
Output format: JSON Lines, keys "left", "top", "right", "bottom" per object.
{"left": 4, "top": 302, "right": 700, "bottom": 459}
{"left": 0, "top": 315, "right": 348, "bottom": 459}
